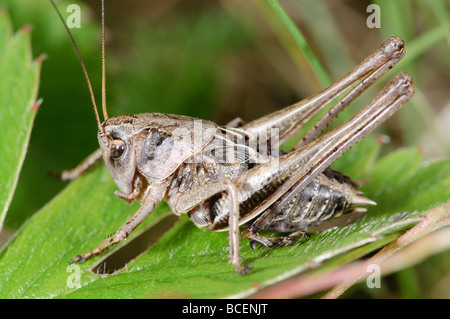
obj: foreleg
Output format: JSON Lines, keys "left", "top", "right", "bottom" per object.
{"left": 69, "top": 184, "right": 165, "bottom": 264}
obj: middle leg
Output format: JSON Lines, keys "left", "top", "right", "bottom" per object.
{"left": 169, "top": 179, "right": 250, "bottom": 275}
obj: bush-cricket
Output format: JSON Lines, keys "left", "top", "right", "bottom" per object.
{"left": 50, "top": 0, "right": 414, "bottom": 275}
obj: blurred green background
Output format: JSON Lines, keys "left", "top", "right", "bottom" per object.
{"left": 1, "top": 0, "right": 449, "bottom": 298}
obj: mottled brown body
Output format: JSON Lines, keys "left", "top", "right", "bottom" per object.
{"left": 170, "top": 130, "right": 373, "bottom": 248}
{"left": 52, "top": 0, "right": 415, "bottom": 275}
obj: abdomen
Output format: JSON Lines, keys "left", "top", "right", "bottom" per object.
{"left": 247, "top": 168, "right": 375, "bottom": 233}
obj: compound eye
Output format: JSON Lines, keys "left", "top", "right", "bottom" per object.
{"left": 111, "top": 139, "right": 126, "bottom": 160}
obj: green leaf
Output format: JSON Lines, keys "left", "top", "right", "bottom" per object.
{"left": 0, "top": 10, "right": 41, "bottom": 230}
{"left": 1, "top": 144, "right": 449, "bottom": 298}
{"left": 0, "top": 166, "right": 154, "bottom": 298}
{"left": 3, "top": 0, "right": 104, "bottom": 229}
{"left": 1, "top": 0, "right": 449, "bottom": 300}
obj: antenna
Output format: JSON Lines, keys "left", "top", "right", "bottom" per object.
{"left": 49, "top": 0, "right": 105, "bottom": 133}
{"left": 101, "top": 0, "right": 108, "bottom": 120}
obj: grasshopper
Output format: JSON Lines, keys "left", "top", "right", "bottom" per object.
{"left": 51, "top": 0, "right": 414, "bottom": 275}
